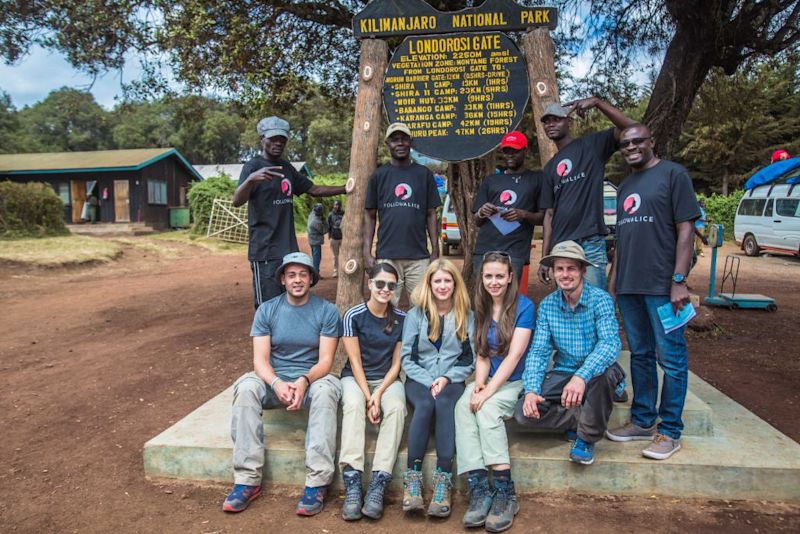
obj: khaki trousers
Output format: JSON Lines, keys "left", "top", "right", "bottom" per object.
{"left": 377, "top": 258, "right": 430, "bottom": 305}
{"left": 338, "top": 377, "right": 407, "bottom": 474}
{"left": 330, "top": 238, "right": 341, "bottom": 274}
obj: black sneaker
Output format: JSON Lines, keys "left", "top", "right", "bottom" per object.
{"left": 361, "top": 471, "right": 391, "bottom": 519}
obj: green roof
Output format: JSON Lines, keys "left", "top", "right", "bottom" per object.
{"left": 0, "top": 148, "right": 202, "bottom": 180}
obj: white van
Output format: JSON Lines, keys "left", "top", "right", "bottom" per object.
{"left": 440, "top": 194, "right": 461, "bottom": 256}
{"left": 734, "top": 183, "right": 800, "bottom": 257}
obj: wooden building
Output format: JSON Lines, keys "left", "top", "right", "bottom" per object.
{"left": 0, "top": 148, "right": 201, "bottom": 229}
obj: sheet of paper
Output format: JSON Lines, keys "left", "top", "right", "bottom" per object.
{"left": 489, "top": 211, "right": 520, "bottom": 235}
{"left": 656, "top": 301, "right": 697, "bottom": 334}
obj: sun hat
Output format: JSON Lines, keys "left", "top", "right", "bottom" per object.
{"left": 275, "top": 252, "right": 319, "bottom": 286}
{"left": 540, "top": 240, "right": 597, "bottom": 268}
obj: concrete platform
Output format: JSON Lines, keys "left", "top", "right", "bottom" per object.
{"left": 144, "top": 353, "right": 800, "bottom": 501}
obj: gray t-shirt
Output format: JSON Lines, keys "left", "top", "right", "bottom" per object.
{"left": 250, "top": 293, "right": 342, "bottom": 380}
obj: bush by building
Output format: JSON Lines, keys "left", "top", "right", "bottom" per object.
{"left": 186, "top": 174, "right": 237, "bottom": 235}
{"left": 0, "top": 181, "right": 69, "bottom": 239}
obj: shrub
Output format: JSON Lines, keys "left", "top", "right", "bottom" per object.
{"left": 0, "top": 181, "right": 69, "bottom": 239}
{"left": 186, "top": 174, "right": 237, "bottom": 235}
{"left": 698, "top": 190, "right": 744, "bottom": 240}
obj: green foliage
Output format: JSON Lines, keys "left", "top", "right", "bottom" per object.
{"left": 0, "top": 91, "right": 23, "bottom": 153}
{"left": 186, "top": 175, "right": 237, "bottom": 235}
{"left": 0, "top": 181, "right": 69, "bottom": 239}
{"left": 697, "top": 190, "right": 745, "bottom": 240}
{"left": 293, "top": 173, "right": 347, "bottom": 232}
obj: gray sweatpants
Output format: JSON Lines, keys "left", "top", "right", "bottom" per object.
{"left": 231, "top": 372, "right": 342, "bottom": 487}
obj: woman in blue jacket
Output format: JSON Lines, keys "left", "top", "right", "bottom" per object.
{"left": 401, "top": 259, "right": 474, "bottom": 518}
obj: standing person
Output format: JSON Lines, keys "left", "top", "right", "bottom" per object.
{"left": 338, "top": 263, "right": 407, "bottom": 521}
{"left": 537, "top": 98, "right": 636, "bottom": 289}
{"left": 307, "top": 203, "right": 328, "bottom": 276}
{"left": 233, "top": 116, "right": 346, "bottom": 308}
{"left": 694, "top": 199, "right": 707, "bottom": 257}
{"left": 606, "top": 124, "right": 701, "bottom": 460}
{"left": 473, "top": 131, "right": 546, "bottom": 281}
{"left": 364, "top": 122, "right": 442, "bottom": 304}
{"left": 455, "top": 252, "right": 534, "bottom": 532}
{"left": 400, "top": 259, "right": 474, "bottom": 518}
{"left": 514, "top": 241, "right": 624, "bottom": 465}
{"left": 327, "top": 200, "right": 344, "bottom": 278}
{"left": 223, "top": 252, "right": 342, "bottom": 516}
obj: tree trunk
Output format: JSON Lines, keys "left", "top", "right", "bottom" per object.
{"left": 722, "top": 170, "right": 729, "bottom": 196}
{"left": 643, "top": 26, "right": 715, "bottom": 160}
{"left": 333, "top": 38, "right": 388, "bottom": 371}
{"left": 521, "top": 28, "right": 561, "bottom": 167}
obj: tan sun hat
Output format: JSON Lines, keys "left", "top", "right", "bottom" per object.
{"left": 540, "top": 240, "right": 597, "bottom": 268}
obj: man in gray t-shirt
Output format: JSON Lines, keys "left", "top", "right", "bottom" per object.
{"left": 223, "top": 252, "right": 342, "bottom": 517}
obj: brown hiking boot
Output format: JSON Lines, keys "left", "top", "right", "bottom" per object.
{"left": 427, "top": 469, "right": 453, "bottom": 517}
{"left": 402, "top": 469, "right": 424, "bottom": 512}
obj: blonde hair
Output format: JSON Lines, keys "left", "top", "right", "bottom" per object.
{"left": 411, "top": 259, "right": 471, "bottom": 342}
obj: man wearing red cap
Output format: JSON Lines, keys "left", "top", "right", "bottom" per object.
{"left": 771, "top": 149, "right": 791, "bottom": 163}
{"left": 472, "top": 131, "right": 546, "bottom": 279}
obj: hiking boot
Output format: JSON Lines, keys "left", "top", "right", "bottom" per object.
{"left": 484, "top": 480, "right": 518, "bottom": 533}
{"left": 462, "top": 471, "right": 493, "bottom": 527}
{"left": 341, "top": 470, "right": 363, "bottom": 521}
{"left": 402, "top": 469, "right": 424, "bottom": 512}
{"left": 427, "top": 469, "right": 453, "bottom": 518}
{"left": 606, "top": 422, "right": 657, "bottom": 442}
{"left": 569, "top": 437, "right": 595, "bottom": 465}
{"left": 642, "top": 433, "right": 681, "bottom": 460}
{"left": 361, "top": 471, "right": 391, "bottom": 519}
{"left": 296, "top": 486, "right": 327, "bottom": 516}
{"left": 222, "top": 484, "right": 262, "bottom": 513}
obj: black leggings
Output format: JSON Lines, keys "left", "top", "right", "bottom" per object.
{"left": 405, "top": 378, "right": 465, "bottom": 472}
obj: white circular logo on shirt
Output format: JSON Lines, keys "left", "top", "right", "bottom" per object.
{"left": 499, "top": 190, "right": 518, "bottom": 206}
{"left": 280, "top": 178, "right": 292, "bottom": 197}
{"left": 394, "top": 183, "right": 413, "bottom": 200}
{"left": 623, "top": 193, "right": 642, "bottom": 214}
{"left": 556, "top": 158, "right": 573, "bottom": 177}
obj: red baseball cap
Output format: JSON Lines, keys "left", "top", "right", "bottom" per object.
{"left": 771, "top": 149, "right": 790, "bottom": 163}
{"left": 500, "top": 131, "right": 528, "bottom": 150}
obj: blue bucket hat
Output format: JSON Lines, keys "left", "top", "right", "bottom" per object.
{"left": 275, "top": 252, "right": 319, "bottom": 286}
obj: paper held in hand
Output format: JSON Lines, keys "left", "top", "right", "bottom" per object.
{"left": 657, "top": 301, "right": 696, "bottom": 334}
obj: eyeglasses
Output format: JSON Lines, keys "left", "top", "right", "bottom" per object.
{"left": 619, "top": 137, "right": 651, "bottom": 149}
{"left": 370, "top": 279, "right": 398, "bottom": 291}
{"left": 482, "top": 251, "right": 511, "bottom": 260}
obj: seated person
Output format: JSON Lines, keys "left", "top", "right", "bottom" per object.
{"left": 338, "top": 263, "right": 407, "bottom": 521}
{"left": 455, "top": 252, "right": 534, "bottom": 532}
{"left": 223, "top": 252, "right": 342, "bottom": 516}
{"left": 514, "top": 241, "right": 624, "bottom": 465}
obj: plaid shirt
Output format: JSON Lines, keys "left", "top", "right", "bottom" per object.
{"left": 522, "top": 283, "right": 621, "bottom": 395}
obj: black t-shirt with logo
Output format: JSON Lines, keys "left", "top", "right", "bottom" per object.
{"left": 615, "top": 160, "right": 701, "bottom": 296}
{"left": 341, "top": 303, "right": 406, "bottom": 381}
{"left": 541, "top": 128, "right": 616, "bottom": 244}
{"left": 238, "top": 156, "right": 313, "bottom": 261}
{"left": 365, "top": 162, "right": 441, "bottom": 259}
{"left": 471, "top": 170, "right": 546, "bottom": 261}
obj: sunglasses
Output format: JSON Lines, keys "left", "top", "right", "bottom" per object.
{"left": 371, "top": 279, "right": 398, "bottom": 291}
{"left": 619, "top": 136, "right": 651, "bottom": 149}
{"left": 482, "top": 250, "right": 511, "bottom": 260}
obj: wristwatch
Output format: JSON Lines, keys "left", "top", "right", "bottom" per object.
{"left": 672, "top": 273, "right": 686, "bottom": 284}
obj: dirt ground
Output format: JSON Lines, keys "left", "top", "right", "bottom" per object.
{"left": 0, "top": 235, "right": 798, "bottom": 533}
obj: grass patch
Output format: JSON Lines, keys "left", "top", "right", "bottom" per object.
{"left": 111, "top": 238, "right": 182, "bottom": 259}
{"left": 0, "top": 235, "right": 122, "bottom": 266}
{"left": 149, "top": 229, "right": 247, "bottom": 254}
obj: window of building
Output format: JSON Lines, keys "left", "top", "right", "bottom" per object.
{"left": 147, "top": 180, "right": 167, "bottom": 205}
{"left": 53, "top": 182, "right": 70, "bottom": 205}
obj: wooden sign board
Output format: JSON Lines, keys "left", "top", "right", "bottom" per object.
{"left": 383, "top": 32, "right": 529, "bottom": 161}
{"left": 353, "top": 0, "right": 557, "bottom": 39}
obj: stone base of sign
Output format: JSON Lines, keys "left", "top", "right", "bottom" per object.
{"left": 144, "top": 352, "right": 800, "bottom": 501}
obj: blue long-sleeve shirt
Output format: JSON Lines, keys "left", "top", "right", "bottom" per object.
{"left": 522, "top": 284, "right": 621, "bottom": 395}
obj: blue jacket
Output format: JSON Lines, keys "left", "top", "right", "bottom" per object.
{"left": 401, "top": 306, "right": 475, "bottom": 386}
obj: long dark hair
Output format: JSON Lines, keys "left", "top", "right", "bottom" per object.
{"left": 473, "top": 252, "right": 519, "bottom": 358}
{"left": 368, "top": 263, "right": 399, "bottom": 334}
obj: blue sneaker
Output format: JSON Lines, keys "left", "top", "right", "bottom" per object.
{"left": 222, "top": 484, "right": 262, "bottom": 512}
{"left": 564, "top": 429, "right": 578, "bottom": 442}
{"left": 569, "top": 438, "right": 595, "bottom": 465}
{"left": 296, "top": 485, "right": 327, "bottom": 516}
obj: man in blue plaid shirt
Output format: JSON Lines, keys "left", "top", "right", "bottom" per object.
{"left": 514, "top": 241, "right": 624, "bottom": 465}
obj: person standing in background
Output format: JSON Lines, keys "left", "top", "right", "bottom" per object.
{"left": 307, "top": 203, "right": 328, "bottom": 276}
{"left": 328, "top": 200, "right": 344, "bottom": 278}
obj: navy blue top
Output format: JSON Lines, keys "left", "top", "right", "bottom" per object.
{"left": 341, "top": 303, "right": 406, "bottom": 380}
{"left": 487, "top": 294, "right": 535, "bottom": 381}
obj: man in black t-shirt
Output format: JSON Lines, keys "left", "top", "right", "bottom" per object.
{"left": 538, "top": 98, "right": 635, "bottom": 289}
{"left": 233, "top": 116, "right": 346, "bottom": 308}
{"left": 606, "top": 124, "right": 700, "bottom": 461}
{"left": 472, "top": 131, "right": 545, "bottom": 281}
{"left": 364, "top": 123, "right": 441, "bottom": 304}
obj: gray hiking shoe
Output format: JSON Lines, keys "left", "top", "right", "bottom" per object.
{"left": 606, "top": 421, "right": 657, "bottom": 442}
{"left": 462, "top": 472, "right": 493, "bottom": 527}
{"left": 427, "top": 469, "right": 453, "bottom": 518}
{"left": 341, "top": 470, "right": 362, "bottom": 521}
{"left": 402, "top": 469, "right": 424, "bottom": 512}
{"left": 642, "top": 433, "right": 681, "bottom": 460}
{"left": 484, "top": 480, "right": 519, "bottom": 533}
{"left": 361, "top": 471, "right": 391, "bottom": 519}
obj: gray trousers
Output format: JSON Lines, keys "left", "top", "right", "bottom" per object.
{"left": 514, "top": 363, "right": 624, "bottom": 443}
{"left": 231, "top": 372, "right": 342, "bottom": 487}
